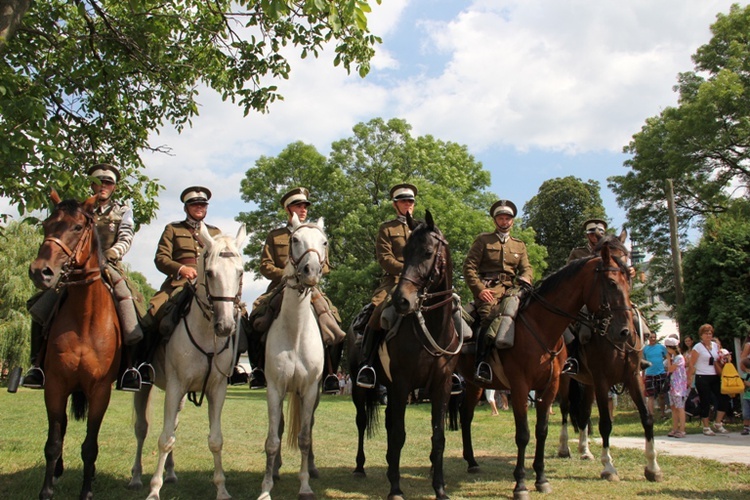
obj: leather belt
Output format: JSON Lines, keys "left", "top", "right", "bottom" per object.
{"left": 177, "top": 257, "right": 197, "bottom": 265}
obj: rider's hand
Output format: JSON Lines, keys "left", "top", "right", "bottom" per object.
{"left": 103, "top": 248, "right": 119, "bottom": 263}
{"left": 179, "top": 266, "right": 198, "bottom": 280}
{"left": 479, "top": 289, "right": 495, "bottom": 303}
{"left": 518, "top": 279, "right": 533, "bottom": 292}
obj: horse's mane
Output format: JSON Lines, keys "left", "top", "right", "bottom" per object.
{"left": 536, "top": 236, "right": 628, "bottom": 296}
{"left": 55, "top": 199, "right": 82, "bottom": 215}
{"left": 204, "top": 234, "right": 242, "bottom": 268}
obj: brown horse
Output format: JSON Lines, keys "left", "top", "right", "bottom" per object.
{"left": 557, "top": 305, "right": 661, "bottom": 481}
{"left": 355, "top": 210, "right": 459, "bottom": 500}
{"left": 452, "top": 236, "right": 634, "bottom": 500}
{"left": 28, "top": 192, "right": 121, "bottom": 500}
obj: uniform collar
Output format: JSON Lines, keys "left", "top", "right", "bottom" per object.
{"left": 94, "top": 200, "right": 114, "bottom": 215}
{"left": 397, "top": 215, "right": 407, "bottom": 225}
{"left": 496, "top": 230, "right": 509, "bottom": 243}
{"left": 185, "top": 217, "right": 201, "bottom": 230}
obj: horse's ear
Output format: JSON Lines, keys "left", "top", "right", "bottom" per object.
{"left": 50, "top": 190, "right": 61, "bottom": 205}
{"left": 82, "top": 194, "right": 98, "bottom": 213}
{"left": 290, "top": 212, "right": 300, "bottom": 229}
{"left": 600, "top": 240, "right": 611, "bottom": 263}
{"left": 235, "top": 224, "right": 247, "bottom": 248}
{"left": 199, "top": 222, "right": 214, "bottom": 247}
{"left": 406, "top": 211, "right": 417, "bottom": 230}
{"left": 316, "top": 217, "right": 325, "bottom": 231}
{"left": 618, "top": 228, "right": 627, "bottom": 244}
{"left": 425, "top": 210, "right": 434, "bottom": 230}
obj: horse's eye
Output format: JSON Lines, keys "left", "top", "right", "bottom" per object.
{"left": 74, "top": 224, "right": 83, "bottom": 231}
{"left": 425, "top": 250, "right": 433, "bottom": 258}
{"left": 323, "top": 241, "right": 328, "bottom": 246}
{"left": 206, "top": 270, "right": 214, "bottom": 278}
{"left": 292, "top": 236, "right": 299, "bottom": 243}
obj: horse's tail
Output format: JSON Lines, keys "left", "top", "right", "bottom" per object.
{"left": 448, "top": 392, "right": 462, "bottom": 431}
{"left": 363, "top": 386, "right": 381, "bottom": 438}
{"left": 286, "top": 392, "right": 301, "bottom": 450}
{"left": 70, "top": 391, "right": 88, "bottom": 421}
{"left": 568, "top": 379, "right": 586, "bottom": 433}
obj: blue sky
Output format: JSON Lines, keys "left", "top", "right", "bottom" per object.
{"left": 6, "top": 1, "right": 744, "bottom": 303}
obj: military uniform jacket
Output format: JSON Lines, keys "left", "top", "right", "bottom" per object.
{"left": 155, "top": 220, "right": 222, "bottom": 292}
{"left": 567, "top": 244, "right": 595, "bottom": 263}
{"left": 93, "top": 200, "right": 134, "bottom": 262}
{"left": 463, "top": 232, "right": 533, "bottom": 299}
{"left": 374, "top": 217, "right": 412, "bottom": 291}
{"left": 260, "top": 225, "right": 330, "bottom": 293}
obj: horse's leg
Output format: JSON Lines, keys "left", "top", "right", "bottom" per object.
{"left": 627, "top": 372, "right": 663, "bottom": 482}
{"left": 165, "top": 395, "right": 186, "bottom": 484}
{"left": 307, "top": 395, "right": 320, "bottom": 479}
{"left": 531, "top": 390, "right": 556, "bottom": 494}
{"left": 460, "top": 383, "right": 483, "bottom": 472}
{"left": 129, "top": 384, "right": 153, "bottom": 489}
{"left": 259, "top": 385, "right": 284, "bottom": 500}
{"left": 385, "top": 387, "right": 409, "bottom": 500}
{"left": 297, "top": 383, "right": 320, "bottom": 500}
{"left": 557, "top": 377, "right": 571, "bottom": 458}
{"left": 577, "top": 386, "right": 595, "bottom": 461}
{"left": 39, "top": 393, "right": 68, "bottom": 500}
{"left": 510, "top": 389, "right": 531, "bottom": 500}
{"left": 148, "top": 382, "right": 185, "bottom": 500}
{"left": 353, "top": 385, "right": 369, "bottom": 476}
{"left": 79, "top": 387, "right": 112, "bottom": 500}
{"left": 207, "top": 381, "right": 231, "bottom": 500}
{"left": 594, "top": 383, "right": 618, "bottom": 481}
{"left": 428, "top": 380, "right": 450, "bottom": 500}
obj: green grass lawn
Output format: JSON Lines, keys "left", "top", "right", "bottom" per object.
{"left": 1, "top": 386, "right": 748, "bottom": 499}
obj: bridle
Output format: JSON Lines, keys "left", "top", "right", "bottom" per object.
{"left": 184, "top": 244, "right": 244, "bottom": 407}
{"left": 43, "top": 208, "right": 102, "bottom": 289}
{"left": 398, "top": 230, "right": 462, "bottom": 357}
{"left": 286, "top": 223, "right": 328, "bottom": 292}
{"left": 399, "top": 232, "right": 454, "bottom": 313}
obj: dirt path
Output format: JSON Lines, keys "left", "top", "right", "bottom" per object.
{"left": 601, "top": 433, "right": 750, "bottom": 465}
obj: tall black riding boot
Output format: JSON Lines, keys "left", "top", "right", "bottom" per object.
{"left": 562, "top": 337, "right": 579, "bottom": 375}
{"left": 474, "top": 326, "right": 493, "bottom": 383}
{"left": 355, "top": 326, "right": 380, "bottom": 389}
{"left": 22, "top": 321, "right": 45, "bottom": 389}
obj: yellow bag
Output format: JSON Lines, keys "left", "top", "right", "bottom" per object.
{"left": 720, "top": 362, "right": 744, "bottom": 395}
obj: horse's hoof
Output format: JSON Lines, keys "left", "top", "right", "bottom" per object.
{"left": 600, "top": 472, "right": 620, "bottom": 482}
{"left": 535, "top": 481, "right": 552, "bottom": 494}
{"left": 580, "top": 453, "right": 594, "bottom": 461}
{"left": 467, "top": 465, "right": 480, "bottom": 474}
{"left": 298, "top": 493, "right": 315, "bottom": 500}
{"left": 387, "top": 496, "right": 405, "bottom": 500}
{"left": 557, "top": 450, "right": 571, "bottom": 458}
{"left": 513, "top": 490, "right": 530, "bottom": 500}
{"left": 352, "top": 469, "right": 366, "bottom": 478}
{"left": 126, "top": 478, "right": 143, "bottom": 490}
{"left": 644, "top": 468, "right": 664, "bottom": 482}
{"left": 309, "top": 467, "right": 319, "bottom": 479}
{"left": 164, "top": 471, "right": 178, "bottom": 484}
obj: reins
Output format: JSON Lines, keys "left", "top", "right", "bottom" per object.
{"left": 183, "top": 245, "right": 244, "bottom": 407}
{"left": 287, "top": 223, "right": 328, "bottom": 292}
{"left": 45, "top": 209, "right": 103, "bottom": 290}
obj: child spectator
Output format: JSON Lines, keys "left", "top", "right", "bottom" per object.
{"left": 665, "top": 337, "right": 688, "bottom": 438}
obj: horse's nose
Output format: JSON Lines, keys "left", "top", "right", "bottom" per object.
{"left": 393, "top": 295, "right": 410, "bottom": 314}
{"left": 619, "top": 328, "right": 630, "bottom": 339}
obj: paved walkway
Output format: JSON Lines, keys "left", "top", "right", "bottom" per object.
{"left": 600, "top": 432, "right": 750, "bottom": 465}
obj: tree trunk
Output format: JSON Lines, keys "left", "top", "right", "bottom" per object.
{"left": 0, "top": 0, "right": 31, "bottom": 46}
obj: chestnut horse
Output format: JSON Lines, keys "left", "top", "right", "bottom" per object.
{"left": 356, "top": 210, "right": 459, "bottom": 500}
{"left": 452, "top": 236, "right": 634, "bottom": 500}
{"left": 28, "top": 192, "right": 121, "bottom": 500}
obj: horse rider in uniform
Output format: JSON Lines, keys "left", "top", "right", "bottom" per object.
{"left": 141, "top": 186, "right": 246, "bottom": 384}
{"left": 464, "top": 199, "right": 533, "bottom": 384}
{"left": 23, "top": 163, "right": 145, "bottom": 390}
{"left": 561, "top": 218, "right": 607, "bottom": 375}
{"left": 355, "top": 183, "right": 463, "bottom": 392}
{"left": 246, "top": 187, "right": 346, "bottom": 393}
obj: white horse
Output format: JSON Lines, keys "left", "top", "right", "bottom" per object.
{"left": 259, "top": 214, "right": 327, "bottom": 500}
{"left": 128, "top": 224, "right": 247, "bottom": 500}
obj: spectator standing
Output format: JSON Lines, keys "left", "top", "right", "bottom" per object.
{"left": 740, "top": 356, "right": 750, "bottom": 436}
{"left": 643, "top": 333, "right": 668, "bottom": 419}
{"left": 665, "top": 337, "right": 688, "bottom": 438}
{"left": 687, "top": 324, "right": 731, "bottom": 435}
{"left": 485, "top": 389, "right": 500, "bottom": 416}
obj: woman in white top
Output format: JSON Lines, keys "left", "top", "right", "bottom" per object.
{"left": 687, "top": 324, "right": 731, "bottom": 435}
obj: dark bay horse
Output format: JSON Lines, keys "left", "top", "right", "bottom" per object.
{"left": 354, "top": 210, "right": 459, "bottom": 500}
{"left": 28, "top": 192, "right": 121, "bottom": 500}
{"left": 557, "top": 306, "right": 661, "bottom": 481}
{"left": 452, "top": 236, "right": 634, "bottom": 500}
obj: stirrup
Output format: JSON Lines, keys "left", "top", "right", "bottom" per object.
{"left": 250, "top": 368, "right": 266, "bottom": 388}
{"left": 561, "top": 357, "right": 578, "bottom": 375}
{"left": 119, "top": 368, "right": 142, "bottom": 392}
{"left": 21, "top": 367, "right": 45, "bottom": 389}
{"left": 356, "top": 365, "right": 376, "bottom": 389}
{"left": 475, "top": 361, "right": 493, "bottom": 384}
{"left": 451, "top": 373, "right": 464, "bottom": 395}
{"left": 138, "top": 362, "right": 155, "bottom": 386}
{"left": 323, "top": 374, "right": 340, "bottom": 394}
